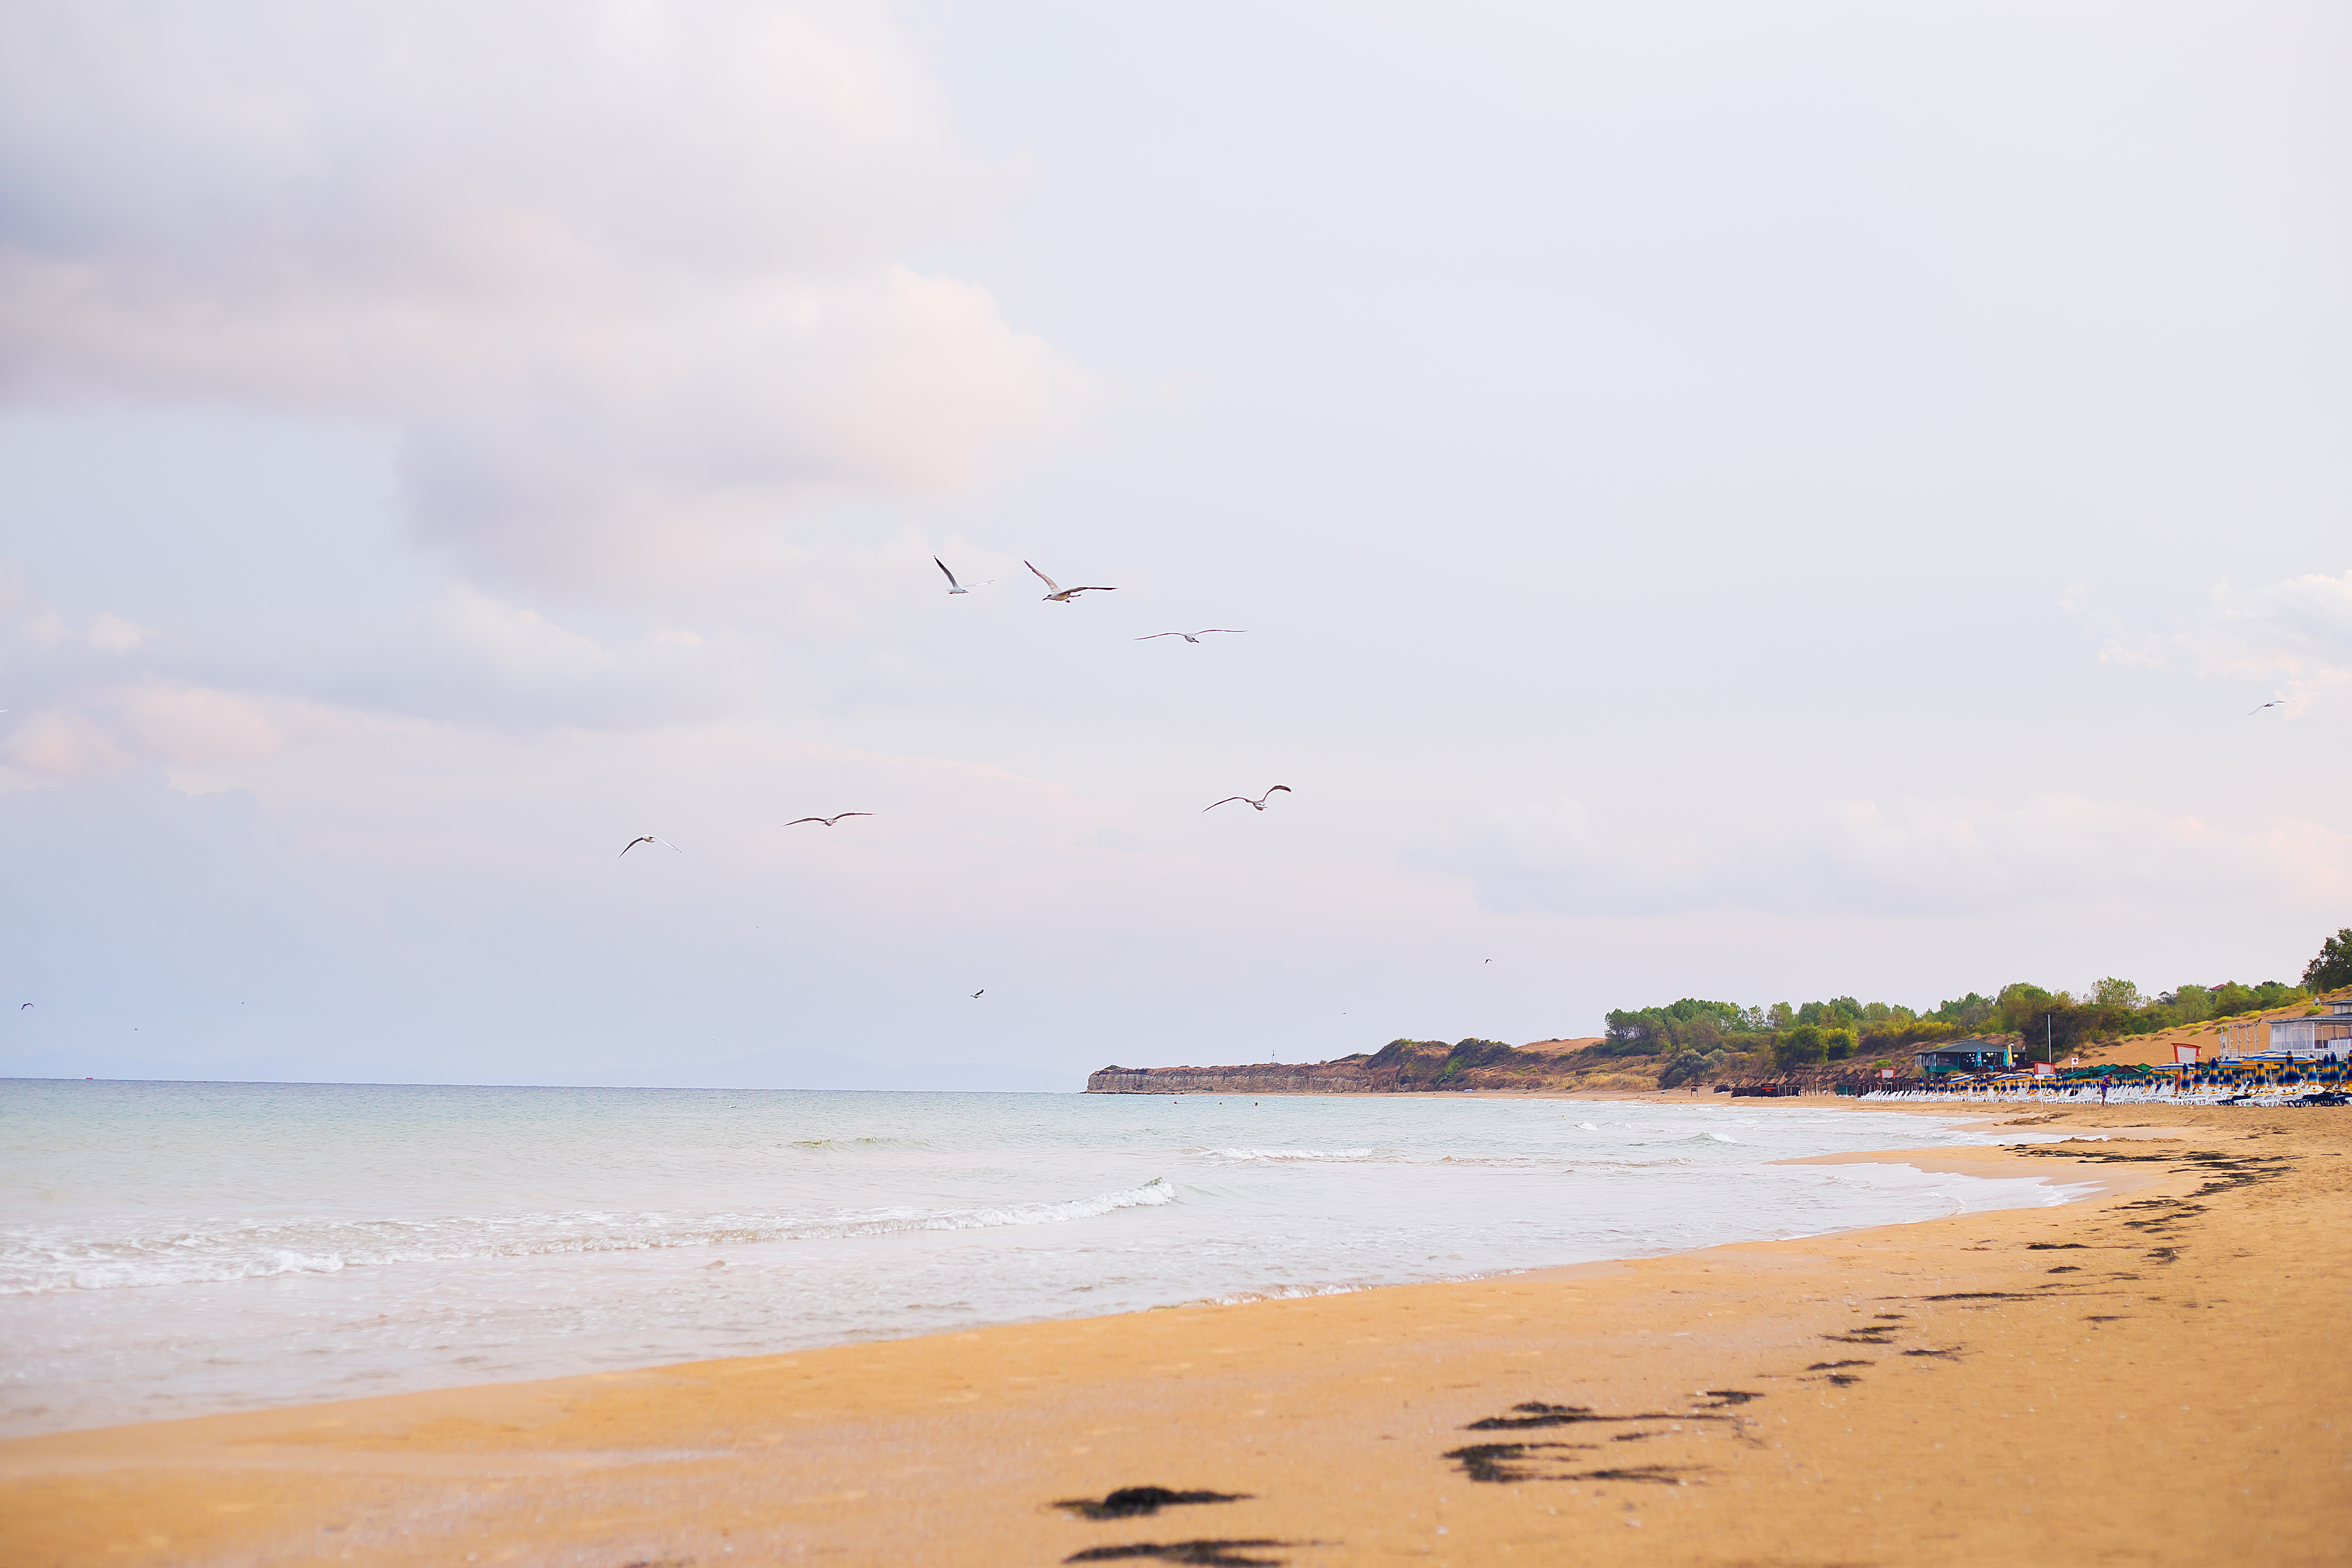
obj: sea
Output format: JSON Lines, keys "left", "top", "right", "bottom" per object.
{"left": 0, "top": 1080, "right": 2082, "bottom": 1438}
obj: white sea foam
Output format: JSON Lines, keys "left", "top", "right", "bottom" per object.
{"left": 1201, "top": 1147, "right": 1375, "bottom": 1162}
{"left": 0, "top": 1179, "right": 1179, "bottom": 1295}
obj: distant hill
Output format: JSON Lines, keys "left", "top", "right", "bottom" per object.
{"left": 1088, "top": 1037, "right": 1640, "bottom": 1095}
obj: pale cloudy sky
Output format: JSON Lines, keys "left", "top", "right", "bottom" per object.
{"left": 2, "top": 0, "right": 2346, "bottom": 1089}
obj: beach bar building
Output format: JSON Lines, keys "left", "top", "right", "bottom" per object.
{"left": 1913, "top": 1039, "right": 2012, "bottom": 1075}
{"left": 2264, "top": 998, "right": 2352, "bottom": 1061}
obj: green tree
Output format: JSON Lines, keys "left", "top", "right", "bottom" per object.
{"left": 2303, "top": 929, "right": 2352, "bottom": 993}
{"left": 1600, "top": 1009, "right": 1670, "bottom": 1055}
{"left": 1604, "top": 999, "right": 1747, "bottom": 1056}
{"left": 1821, "top": 1027, "right": 1857, "bottom": 1061}
{"left": 2092, "top": 976, "right": 2144, "bottom": 1010}
{"left": 1994, "top": 982, "right": 2060, "bottom": 1034}
{"left": 1776, "top": 1024, "right": 1825, "bottom": 1069}
{"left": 1658, "top": 1051, "right": 1709, "bottom": 1089}
{"left": 2163, "top": 985, "right": 2215, "bottom": 1024}
{"left": 1931, "top": 992, "right": 1996, "bottom": 1030}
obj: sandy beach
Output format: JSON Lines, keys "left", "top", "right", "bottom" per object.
{"left": 4, "top": 1100, "right": 2346, "bottom": 1568}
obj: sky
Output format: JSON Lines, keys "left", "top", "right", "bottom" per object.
{"left": 2, "top": 0, "right": 2346, "bottom": 1090}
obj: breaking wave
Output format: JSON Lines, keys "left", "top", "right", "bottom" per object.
{"left": 0, "top": 1178, "right": 1179, "bottom": 1295}
{"left": 1201, "top": 1147, "right": 1375, "bottom": 1162}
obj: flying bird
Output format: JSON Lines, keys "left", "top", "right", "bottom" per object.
{"left": 619, "top": 835, "right": 682, "bottom": 857}
{"left": 934, "top": 557, "right": 991, "bottom": 594}
{"left": 1204, "top": 786, "right": 1292, "bottom": 813}
{"left": 970, "top": 989, "right": 986, "bottom": 999}
{"left": 786, "top": 813, "right": 873, "bottom": 828}
{"left": 1137, "top": 629, "right": 1246, "bottom": 644}
{"left": 2250, "top": 701, "right": 2284, "bottom": 714}
{"left": 1026, "top": 561, "right": 1117, "bottom": 603}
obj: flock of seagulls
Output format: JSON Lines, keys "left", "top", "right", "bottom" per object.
{"left": 626, "top": 553, "right": 1285, "bottom": 849}
{"left": 617, "top": 551, "right": 1290, "bottom": 999}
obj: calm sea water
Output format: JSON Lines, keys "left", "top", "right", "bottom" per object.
{"left": 0, "top": 1080, "right": 2074, "bottom": 1436}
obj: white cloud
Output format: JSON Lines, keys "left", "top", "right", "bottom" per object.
{"left": 84, "top": 611, "right": 145, "bottom": 652}
{"left": 379, "top": 581, "right": 762, "bottom": 729}
{"left": 0, "top": 561, "right": 147, "bottom": 657}
{"left": 2094, "top": 569, "right": 2352, "bottom": 714}
{"left": 1424, "top": 796, "right": 1717, "bottom": 917}
{"left": 1805, "top": 795, "right": 2347, "bottom": 914}
{"left": 0, "top": 0, "right": 1087, "bottom": 589}
{"left": 0, "top": 685, "right": 282, "bottom": 786}
{"left": 115, "top": 685, "right": 283, "bottom": 768}
{"left": 2175, "top": 570, "right": 2352, "bottom": 715}
{"left": 0, "top": 709, "right": 133, "bottom": 782}
{"left": 1434, "top": 791, "right": 2351, "bottom": 920}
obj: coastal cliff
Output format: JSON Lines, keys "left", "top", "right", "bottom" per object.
{"left": 1087, "top": 1034, "right": 1925, "bottom": 1095}
{"left": 1088, "top": 1037, "right": 1609, "bottom": 1094}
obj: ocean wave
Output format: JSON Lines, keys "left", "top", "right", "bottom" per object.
{"left": 1198, "top": 1281, "right": 1366, "bottom": 1305}
{"left": 1200, "top": 1148, "right": 1375, "bottom": 1162}
{"left": 0, "top": 1178, "right": 1179, "bottom": 1295}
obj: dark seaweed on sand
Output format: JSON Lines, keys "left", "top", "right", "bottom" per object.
{"left": 1444, "top": 1441, "right": 1696, "bottom": 1485}
{"left": 1064, "top": 1542, "right": 1295, "bottom": 1566}
{"left": 1056, "top": 1488, "right": 1251, "bottom": 1520}
{"left": 1465, "top": 1399, "right": 1737, "bottom": 1431}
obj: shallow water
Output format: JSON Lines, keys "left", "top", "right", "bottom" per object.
{"left": 0, "top": 1080, "right": 2072, "bottom": 1436}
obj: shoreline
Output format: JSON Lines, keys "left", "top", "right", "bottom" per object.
{"left": 0, "top": 1095, "right": 2060, "bottom": 1441}
{"left": 4, "top": 1102, "right": 2345, "bottom": 1566}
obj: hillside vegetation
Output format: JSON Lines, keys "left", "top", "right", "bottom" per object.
{"left": 1086, "top": 929, "right": 2352, "bottom": 1095}
{"left": 1602, "top": 977, "right": 2313, "bottom": 1087}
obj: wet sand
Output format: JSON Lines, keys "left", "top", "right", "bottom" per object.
{"left": 4, "top": 1101, "right": 2347, "bottom": 1567}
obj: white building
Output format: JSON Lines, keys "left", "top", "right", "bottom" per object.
{"left": 2265, "top": 997, "right": 2352, "bottom": 1061}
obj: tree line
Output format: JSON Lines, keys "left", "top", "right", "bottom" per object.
{"left": 1600, "top": 937, "right": 2345, "bottom": 1083}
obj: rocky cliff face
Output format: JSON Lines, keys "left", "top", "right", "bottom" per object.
{"left": 1086, "top": 1038, "right": 1609, "bottom": 1094}
{"left": 1086, "top": 1036, "right": 1905, "bottom": 1095}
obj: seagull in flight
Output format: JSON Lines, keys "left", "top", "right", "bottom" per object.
{"left": 1137, "top": 629, "right": 1246, "bottom": 644}
{"left": 619, "top": 835, "right": 681, "bottom": 857}
{"left": 1204, "top": 786, "right": 1292, "bottom": 813}
{"left": 934, "top": 557, "right": 991, "bottom": 594}
{"left": 970, "top": 989, "right": 986, "bottom": 999}
{"left": 2249, "top": 701, "right": 2285, "bottom": 715}
{"left": 786, "top": 813, "right": 873, "bottom": 828}
{"left": 1026, "top": 561, "right": 1117, "bottom": 603}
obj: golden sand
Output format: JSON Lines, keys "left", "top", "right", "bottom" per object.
{"left": 4, "top": 1101, "right": 2346, "bottom": 1568}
